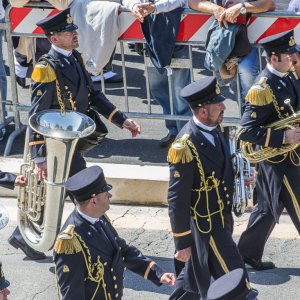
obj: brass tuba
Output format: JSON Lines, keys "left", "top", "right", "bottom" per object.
{"left": 228, "top": 126, "right": 252, "bottom": 217}
{"left": 18, "top": 110, "right": 95, "bottom": 252}
{"left": 239, "top": 110, "right": 300, "bottom": 163}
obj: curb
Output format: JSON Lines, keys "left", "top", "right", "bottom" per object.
{"left": 0, "top": 158, "right": 169, "bottom": 205}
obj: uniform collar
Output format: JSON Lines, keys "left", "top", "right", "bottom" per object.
{"left": 267, "top": 63, "right": 288, "bottom": 78}
{"left": 76, "top": 208, "right": 99, "bottom": 224}
{"left": 51, "top": 44, "right": 72, "bottom": 57}
{"left": 193, "top": 115, "right": 217, "bottom": 132}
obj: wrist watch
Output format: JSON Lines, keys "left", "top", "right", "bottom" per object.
{"left": 151, "top": 4, "right": 157, "bottom": 14}
{"left": 240, "top": 1, "right": 247, "bottom": 15}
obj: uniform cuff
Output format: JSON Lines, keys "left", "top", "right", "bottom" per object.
{"left": 174, "top": 232, "right": 193, "bottom": 250}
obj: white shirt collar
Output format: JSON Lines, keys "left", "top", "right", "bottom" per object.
{"left": 52, "top": 44, "right": 72, "bottom": 57}
{"left": 76, "top": 208, "right": 99, "bottom": 224}
{"left": 267, "top": 63, "right": 288, "bottom": 78}
{"left": 193, "top": 115, "right": 217, "bottom": 131}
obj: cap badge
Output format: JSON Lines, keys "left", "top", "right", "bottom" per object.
{"left": 289, "top": 36, "right": 295, "bottom": 47}
{"left": 66, "top": 14, "right": 73, "bottom": 24}
{"left": 216, "top": 84, "right": 220, "bottom": 95}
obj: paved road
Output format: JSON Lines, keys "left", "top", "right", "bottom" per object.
{"left": 1, "top": 197, "right": 299, "bottom": 300}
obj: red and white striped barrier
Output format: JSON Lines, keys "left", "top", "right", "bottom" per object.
{"left": 9, "top": 7, "right": 300, "bottom": 44}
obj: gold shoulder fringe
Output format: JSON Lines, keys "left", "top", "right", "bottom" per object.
{"left": 54, "top": 225, "right": 82, "bottom": 255}
{"left": 168, "top": 134, "right": 193, "bottom": 164}
{"left": 31, "top": 62, "right": 56, "bottom": 83}
{"left": 246, "top": 77, "right": 273, "bottom": 106}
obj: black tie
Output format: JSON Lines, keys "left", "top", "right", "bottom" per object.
{"left": 94, "top": 220, "right": 110, "bottom": 241}
{"left": 211, "top": 128, "right": 222, "bottom": 151}
{"left": 198, "top": 126, "right": 221, "bottom": 150}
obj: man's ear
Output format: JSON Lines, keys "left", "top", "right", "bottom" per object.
{"left": 49, "top": 34, "right": 57, "bottom": 44}
{"left": 270, "top": 54, "right": 278, "bottom": 64}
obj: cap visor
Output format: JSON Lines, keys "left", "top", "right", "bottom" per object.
{"left": 286, "top": 46, "right": 300, "bottom": 54}
{"left": 102, "top": 184, "right": 112, "bottom": 193}
{"left": 213, "top": 94, "right": 226, "bottom": 104}
{"left": 61, "top": 24, "right": 78, "bottom": 32}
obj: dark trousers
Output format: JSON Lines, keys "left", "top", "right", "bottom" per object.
{"left": 170, "top": 212, "right": 246, "bottom": 299}
{"left": 238, "top": 174, "right": 300, "bottom": 260}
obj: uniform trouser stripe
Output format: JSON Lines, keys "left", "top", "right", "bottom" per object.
{"left": 209, "top": 236, "right": 229, "bottom": 274}
{"left": 283, "top": 175, "right": 300, "bottom": 222}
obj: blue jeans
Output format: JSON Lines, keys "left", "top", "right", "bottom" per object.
{"left": 237, "top": 47, "right": 259, "bottom": 105}
{"left": 148, "top": 46, "right": 192, "bottom": 136}
{"left": 0, "top": 18, "right": 7, "bottom": 117}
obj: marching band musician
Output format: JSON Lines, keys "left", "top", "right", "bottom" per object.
{"left": 54, "top": 165, "right": 176, "bottom": 300}
{"left": 8, "top": 8, "right": 141, "bottom": 261}
{"left": 238, "top": 30, "right": 300, "bottom": 270}
{"left": 167, "top": 76, "right": 256, "bottom": 300}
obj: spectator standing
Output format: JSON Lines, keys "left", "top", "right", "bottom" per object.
{"left": 189, "top": 0, "right": 275, "bottom": 108}
{"left": 123, "top": 0, "right": 192, "bottom": 148}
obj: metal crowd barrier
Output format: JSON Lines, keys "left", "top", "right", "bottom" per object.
{"left": 2, "top": 1, "right": 300, "bottom": 155}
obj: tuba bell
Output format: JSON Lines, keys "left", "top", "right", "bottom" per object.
{"left": 18, "top": 110, "right": 95, "bottom": 252}
{"left": 227, "top": 126, "right": 252, "bottom": 217}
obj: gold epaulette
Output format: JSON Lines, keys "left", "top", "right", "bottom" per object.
{"left": 167, "top": 134, "right": 193, "bottom": 164}
{"left": 245, "top": 77, "right": 273, "bottom": 106}
{"left": 54, "top": 225, "right": 82, "bottom": 255}
{"left": 31, "top": 62, "right": 56, "bottom": 83}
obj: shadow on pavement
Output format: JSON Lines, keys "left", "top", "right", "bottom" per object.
{"left": 248, "top": 267, "right": 300, "bottom": 285}
{"left": 86, "top": 138, "right": 169, "bottom": 165}
{"left": 124, "top": 256, "right": 175, "bottom": 296}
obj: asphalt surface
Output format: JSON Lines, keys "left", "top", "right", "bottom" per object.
{"left": 1, "top": 197, "right": 299, "bottom": 300}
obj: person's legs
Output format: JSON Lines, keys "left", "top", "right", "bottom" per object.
{"left": 148, "top": 66, "right": 178, "bottom": 136}
{"left": 238, "top": 204, "right": 277, "bottom": 260}
{"left": 171, "top": 46, "right": 192, "bottom": 132}
{"left": 281, "top": 174, "right": 300, "bottom": 234}
{"left": 208, "top": 215, "right": 246, "bottom": 280}
{"left": 169, "top": 269, "right": 200, "bottom": 300}
{"left": 171, "top": 68, "right": 191, "bottom": 132}
{"left": 0, "top": 18, "right": 7, "bottom": 119}
{"left": 237, "top": 47, "right": 259, "bottom": 106}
